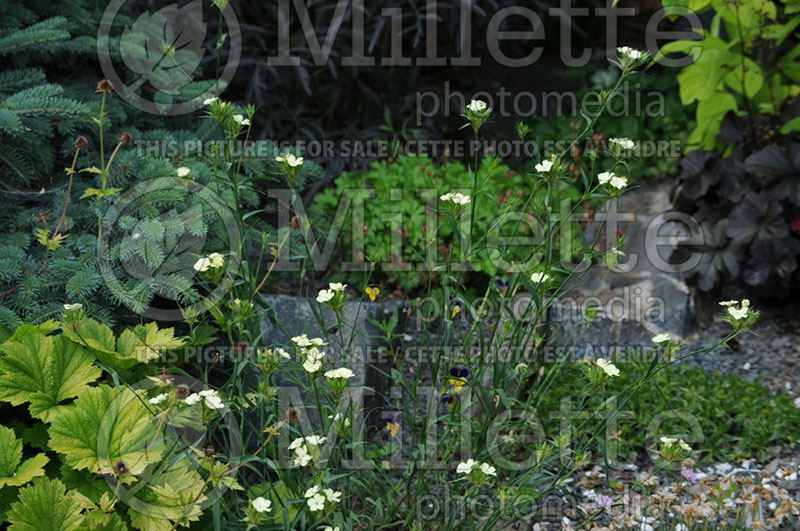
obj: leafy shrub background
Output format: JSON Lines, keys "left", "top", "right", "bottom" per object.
{"left": 525, "top": 67, "right": 692, "bottom": 180}
{"left": 310, "top": 154, "right": 587, "bottom": 294}
{"left": 0, "top": 0, "right": 323, "bottom": 326}
{"left": 663, "top": 0, "right": 800, "bottom": 297}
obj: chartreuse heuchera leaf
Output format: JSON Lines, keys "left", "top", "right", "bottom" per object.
{"left": 0, "top": 328, "right": 102, "bottom": 421}
{"left": 6, "top": 477, "right": 84, "bottom": 531}
{"left": 48, "top": 385, "right": 162, "bottom": 477}
{"left": 0, "top": 425, "right": 48, "bottom": 488}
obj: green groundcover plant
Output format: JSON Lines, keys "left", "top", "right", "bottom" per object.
{"left": 544, "top": 362, "right": 800, "bottom": 465}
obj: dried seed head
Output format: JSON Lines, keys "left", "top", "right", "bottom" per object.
{"left": 175, "top": 384, "right": 190, "bottom": 400}
{"left": 159, "top": 367, "right": 172, "bottom": 383}
{"left": 289, "top": 215, "right": 300, "bottom": 230}
{"left": 118, "top": 132, "right": 133, "bottom": 145}
{"left": 234, "top": 341, "right": 250, "bottom": 356}
{"left": 203, "top": 445, "right": 216, "bottom": 457}
{"left": 74, "top": 136, "right": 88, "bottom": 150}
{"left": 284, "top": 407, "right": 300, "bottom": 424}
{"left": 96, "top": 79, "right": 115, "bottom": 94}
{"left": 113, "top": 460, "right": 129, "bottom": 476}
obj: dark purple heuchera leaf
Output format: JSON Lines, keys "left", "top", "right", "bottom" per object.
{"left": 680, "top": 150, "right": 715, "bottom": 175}
{"left": 743, "top": 238, "right": 800, "bottom": 297}
{"left": 718, "top": 146, "right": 747, "bottom": 204}
{"left": 765, "top": 142, "right": 800, "bottom": 206}
{"left": 678, "top": 150, "right": 719, "bottom": 200}
{"left": 745, "top": 145, "right": 794, "bottom": 186}
{"left": 684, "top": 219, "right": 743, "bottom": 291}
{"left": 716, "top": 112, "right": 745, "bottom": 145}
{"left": 726, "top": 192, "right": 788, "bottom": 246}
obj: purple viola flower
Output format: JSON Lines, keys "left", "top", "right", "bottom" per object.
{"left": 681, "top": 467, "right": 698, "bottom": 484}
{"left": 449, "top": 298, "right": 464, "bottom": 319}
{"left": 328, "top": 326, "right": 339, "bottom": 335}
{"left": 402, "top": 302, "right": 412, "bottom": 315}
{"left": 448, "top": 367, "right": 469, "bottom": 393}
{"left": 495, "top": 279, "right": 508, "bottom": 296}
{"left": 449, "top": 367, "right": 469, "bottom": 379}
{"left": 441, "top": 395, "right": 455, "bottom": 406}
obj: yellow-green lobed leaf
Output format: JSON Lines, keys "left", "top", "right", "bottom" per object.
{"left": 0, "top": 331, "right": 102, "bottom": 421}
{"left": 49, "top": 385, "right": 162, "bottom": 476}
{"left": 0, "top": 425, "right": 48, "bottom": 488}
{"left": 7, "top": 477, "right": 84, "bottom": 531}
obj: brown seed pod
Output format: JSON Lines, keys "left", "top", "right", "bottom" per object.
{"left": 113, "top": 460, "right": 129, "bottom": 476}
{"left": 175, "top": 384, "right": 190, "bottom": 400}
{"left": 96, "top": 79, "right": 115, "bottom": 94}
{"left": 285, "top": 407, "right": 301, "bottom": 424}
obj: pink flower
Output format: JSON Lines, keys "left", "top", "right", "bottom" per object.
{"left": 598, "top": 495, "right": 613, "bottom": 510}
{"left": 681, "top": 468, "right": 698, "bottom": 484}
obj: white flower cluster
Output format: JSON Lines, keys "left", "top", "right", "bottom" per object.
{"left": 456, "top": 458, "right": 497, "bottom": 477}
{"left": 304, "top": 484, "right": 341, "bottom": 512}
{"left": 186, "top": 389, "right": 225, "bottom": 410}
{"left": 324, "top": 367, "right": 355, "bottom": 380}
{"left": 328, "top": 412, "right": 351, "bottom": 428}
{"left": 233, "top": 114, "right": 250, "bottom": 126}
{"left": 193, "top": 252, "right": 225, "bottom": 272}
{"left": 275, "top": 153, "right": 304, "bottom": 167}
{"left": 149, "top": 393, "right": 169, "bottom": 405}
{"left": 251, "top": 496, "right": 271, "bottom": 513}
{"left": 292, "top": 335, "right": 327, "bottom": 373}
{"left": 316, "top": 282, "right": 346, "bottom": 304}
{"left": 290, "top": 435, "right": 327, "bottom": 467}
{"left": 720, "top": 299, "right": 750, "bottom": 320}
{"left": 609, "top": 137, "right": 635, "bottom": 150}
{"left": 530, "top": 272, "right": 549, "bottom": 284}
{"left": 302, "top": 348, "right": 325, "bottom": 373}
{"left": 535, "top": 160, "right": 553, "bottom": 173}
{"left": 595, "top": 358, "right": 620, "bottom": 377}
{"left": 598, "top": 171, "right": 627, "bottom": 190}
{"left": 651, "top": 333, "right": 671, "bottom": 344}
{"left": 440, "top": 192, "right": 471, "bottom": 205}
{"left": 291, "top": 334, "right": 326, "bottom": 348}
{"left": 660, "top": 437, "right": 691, "bottom": 452}
{"left": 466, "top": 100, "right": 488, "bottom": 113}
{"left": 617, "top": 46, "right": 643, "bottom": 60}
